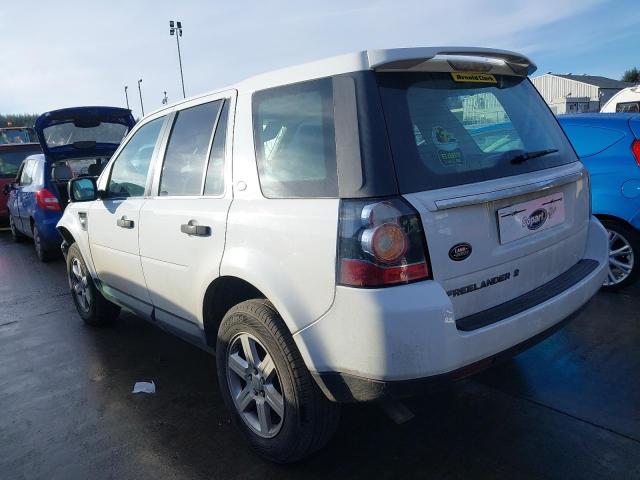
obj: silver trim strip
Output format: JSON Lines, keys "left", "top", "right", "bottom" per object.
{"left": 434, "top": 171, "right": 584, "bottom": 211}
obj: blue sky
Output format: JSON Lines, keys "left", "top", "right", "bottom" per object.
{"left": 2, "top": 0, "right": 639, "bottom": 116}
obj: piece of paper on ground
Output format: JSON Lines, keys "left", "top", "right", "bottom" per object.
{"left": 132, "top": 381, "right": 156, "bottom": 394}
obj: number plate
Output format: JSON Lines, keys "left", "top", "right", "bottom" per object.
{"left": 497, "top": 192, "right": 565, "bottom": 244}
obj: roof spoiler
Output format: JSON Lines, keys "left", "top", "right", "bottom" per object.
{"left": 367, "top": 47, "right": 536, "bottom": 76}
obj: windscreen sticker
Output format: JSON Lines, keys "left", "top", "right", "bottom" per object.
{"left": 432, "top": 126, "right": 463, "bottom": 166}
{"left": 450, "top": 72, "right": 497, "bottom": 84}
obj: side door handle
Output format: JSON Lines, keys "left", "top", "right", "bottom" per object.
{"left": 117, "top": 216, "right": 134, "bottom": 229}
{"left": 181, "top": 220, "right": 211, "bottom": 237}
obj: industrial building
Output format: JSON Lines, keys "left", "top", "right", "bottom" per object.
{"left": 531, "top": 73, "right": 633, "bottom": 114}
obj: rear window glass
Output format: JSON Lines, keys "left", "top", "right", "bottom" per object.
{"left": 252, "top": 78, "right": 338, "bottom": 198}
{"left": 560, "top": 124, "right": 626, "bottom": 157}
{"left": 0, "top": 128, "right": 37, "bottom": 145}
{"left": 0, "top": 148, "right": 40, "bottom": 178}
{"left": 43, "top": 122, "right": 129, "bottom": 148}
{"left": 377, "top": 72, "right": 575, "bottom": 192}
{"left": 616, "top": 102, "right": 640, "bottom": 113}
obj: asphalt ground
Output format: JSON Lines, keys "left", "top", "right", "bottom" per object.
{"left": 1, "top": 230, "right": 638, "bottom": 479}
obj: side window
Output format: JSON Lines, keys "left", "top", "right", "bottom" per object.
{"left": 159, "top": 101, "right": 222, "bottom": 196}
{"left": 107, "top": 116, "right": 165, "bottom": 198}
{"left": 19, "top": 160, "right": 34, "bottom": 186}
{"left": 204, "top": 100, "right": 229, "bottom": 196}
{"left": 252, "top": 78, "right": 337, "bottom": 198}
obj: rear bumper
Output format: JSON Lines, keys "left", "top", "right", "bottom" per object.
{"left": 294, "top": 217, "right": 608, "bottom": 402}
{"left": 312, "top": 303, "right": 587, "bottom": 402}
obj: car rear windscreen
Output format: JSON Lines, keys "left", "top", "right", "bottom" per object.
{"left": 0, "top": 128, "right": 37, "bottom": 145}
{"left": 0, "top": 148, "right": 41, "bottom": 178}
{"left": 377, "top": 72, "right": 576, "bottom": 192}
{"left": 43, "top": 122, "right": 129, "bottom": 148}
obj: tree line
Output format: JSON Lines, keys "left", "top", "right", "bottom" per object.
{"left": 0, "top": 114, "right": 40, "bottom": 128}
{"left": 622, "top": 68, "right": 640, "bottom": 83}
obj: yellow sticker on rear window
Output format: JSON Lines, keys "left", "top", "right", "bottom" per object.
{"left": 450, "top": 72, "right": 497, "bottom": 84}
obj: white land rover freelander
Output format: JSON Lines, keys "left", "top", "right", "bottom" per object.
{"left": 58, "top": 47, "right": 608, "bottom": 463}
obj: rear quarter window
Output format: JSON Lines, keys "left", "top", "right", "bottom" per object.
{"left": 560, "top": 124, "right": 627, "bottom": 157}
{"left": 252, "top": 78, "right": 338, "bottom": 198}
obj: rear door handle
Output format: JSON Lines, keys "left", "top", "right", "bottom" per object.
{"left": 117, "top": 216, "right": 134, "bottom": 229}
{"left": 181, "top": 220, "right": 211, "bottom": 237}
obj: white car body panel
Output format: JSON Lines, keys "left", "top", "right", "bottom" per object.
{"left": 138, "top": 197, "right": 232, "bottom": 324}
{"left": 89, "top": 197, "right": 151, "bottom": 303}
{"left": 295, "top": 218, "right": 607, "bottom": 381}
{"left": 404, "top": 162, "right": 590, "bottom": 319}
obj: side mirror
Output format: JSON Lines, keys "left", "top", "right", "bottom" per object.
{"left": 69, "top": 177, "right": 98, "bottom": 202}
{"left": 2, "top": 183, "right": 12, "bottom": 196}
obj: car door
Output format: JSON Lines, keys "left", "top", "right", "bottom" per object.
{"left": 88, "top": 114, "right": 168, "bottom": 317}
{"left": 6, "top": 160, "right": 25, "bottom": 231}
{"left": 138, "top": 93, "right": 234, "bottom": 338}
{"left": 16, "top": 158, "right": 36, "bottom": 234}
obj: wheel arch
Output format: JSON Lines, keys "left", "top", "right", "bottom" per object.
{"left": 594, "top": 213, "right": 636, "bottom": 231}
{"left": 57, "top": 226, "right": 76, "bottom": 246}
{"left": 202, "top": 276, "right": 268, "bottom": 348}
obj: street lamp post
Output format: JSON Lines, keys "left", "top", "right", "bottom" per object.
{"left": 162, "top": 91, "right": 168, "bottom": 105}
{"left": 138, "top": 79, "right": 144, "bottom": 116}
{"left": 124, "top": 86, "right": 130, "bottom": 110}
{"left": 169, "top": 20, "right": 186, "bottom": 98}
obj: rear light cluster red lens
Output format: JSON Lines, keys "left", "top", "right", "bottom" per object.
{"left": 337, "top": 197, "right": 432, "bottom": 287}
{"left": 36, "top": 189, "right": 61, "bottom": 212}
{"left": 632, "top": 139, "right": 640, "bottom": 167}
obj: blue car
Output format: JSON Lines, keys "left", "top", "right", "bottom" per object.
{"left": 6, "top": 106, "right": 135, "bottom": 261}
{"left": 558, "top": 113, "right": 640, "bottom": 291}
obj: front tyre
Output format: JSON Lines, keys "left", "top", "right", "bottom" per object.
{"left": 216, "top": 299, "right": 339, "bottom": 463}
{"left": 66, "top": 243, "right": 120, "bottom": 325}
{"left": 601, "top": 219, "right": 639, "bottom": 292}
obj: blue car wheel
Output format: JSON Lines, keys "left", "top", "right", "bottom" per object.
{"left": 33, "top": 225, "right": 52, "bottom": 262}
{"left": 601, "top": 219, "right": 639, "bottom": 291}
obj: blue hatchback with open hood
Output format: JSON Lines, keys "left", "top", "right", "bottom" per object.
{"left": 6, "top": 106, "right": 135, "bottom": 261}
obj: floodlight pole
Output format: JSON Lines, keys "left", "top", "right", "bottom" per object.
{"left": 170, "top": 20, "right": 186, "bottom": 98}
{"left": 138, "top": 79, "right": 145, "bottom": 116}
{"left": 124, "top": 86, "right": 130, "bottom": 110}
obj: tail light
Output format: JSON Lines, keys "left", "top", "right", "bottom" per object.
{"left": 337, "top": 197, "right": 432, "bottom": 287}
{"left": 632, "top": 139, "right": 640, "bottom": 167}
{"left": 36, "top": 189, "right": 61, "bottom": 211}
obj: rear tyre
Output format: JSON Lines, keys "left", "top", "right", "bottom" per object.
{"left": 66, "top": 243, "right": 120, "bottom": 325}
{"left": 33, "top": 225, "right": 52, "bottom": 262}
{"left": 600, "top": 219, "right": 639, "bottom": 292}
{"left": 216, "top": 299, "right": 340, "bottom": 463}
{"left": 9, "top": 215, "right": 24, "bottom": 242}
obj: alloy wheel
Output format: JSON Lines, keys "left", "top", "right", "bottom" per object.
{"left": 226, "top": 333, "right": 285, "bottom": 438}
{"left": 70, "top": 258, "right": 92, "bottom": 313}
{"left": 604, "top": 229, "right": 635, "bottom": 287}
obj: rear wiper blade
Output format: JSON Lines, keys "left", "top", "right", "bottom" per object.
{"left": 510, "top": 148, "right": 559, "bottom": 165}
